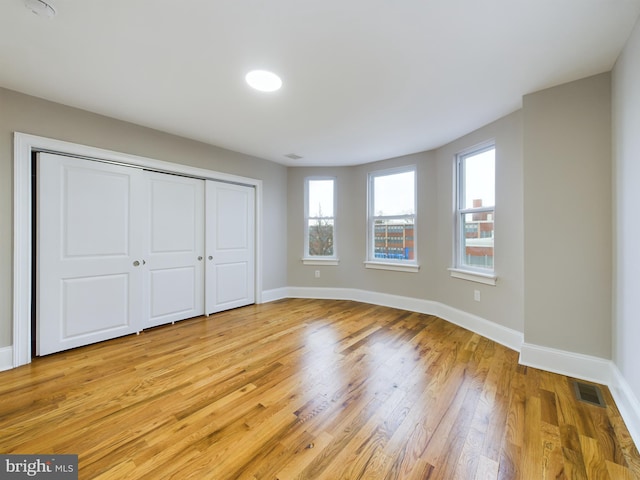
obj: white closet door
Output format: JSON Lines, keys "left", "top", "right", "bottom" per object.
{"left": 37, "top": 153, "right": 145, "bottom": 356}
{"left": 144, "top": 172, "right": 205, "bottom": 328}
{"left": 205, "top": 181, "right": 255, "bottom": 314}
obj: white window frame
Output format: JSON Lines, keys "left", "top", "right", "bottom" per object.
{"left": 302, "top": 176, "right": 338, "bottom": 265}
{"left": 450, "top": 142, "right": 497, "bottom": 285}
{"left": 365, "top": 165, "right": 419, "bottom": 273}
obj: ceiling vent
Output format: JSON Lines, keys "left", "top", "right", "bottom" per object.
{"left": 284, "top": 153, "right": 303, "bottom": 160}
{"left": 573, "top": 381, "right": 606, "bottom": 407}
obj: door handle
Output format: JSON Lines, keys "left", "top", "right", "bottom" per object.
{"left": 198, "top": 256, "right": 203, "bottom": 261}
{"left": 133, "top": 260, "right": 140, "bottom": 267}
{"left": 208, "top": 256, "right": 213, "bottom": 260}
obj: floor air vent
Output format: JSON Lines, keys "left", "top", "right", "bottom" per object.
{"left": 573, "top": 381, "right": 606, "bottom": 407}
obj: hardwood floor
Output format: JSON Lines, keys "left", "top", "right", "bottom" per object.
{"left": 1, "top": 299, "right": 638, "bottom": 479}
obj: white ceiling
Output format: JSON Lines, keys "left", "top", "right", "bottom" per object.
{"left": 1, "top": 0, "right": 639, "bottom": 166}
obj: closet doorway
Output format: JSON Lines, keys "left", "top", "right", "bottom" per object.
{"left": 13, "top": 133, "right": 261, "bottom": 363}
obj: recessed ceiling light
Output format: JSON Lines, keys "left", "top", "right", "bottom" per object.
{"left": 24, "top": 0, "right": 56, "bottom": 18}
{"left": 245, "top": 70, "right": 282, "bottom": 93}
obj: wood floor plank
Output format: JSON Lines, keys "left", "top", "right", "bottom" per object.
{"left": 540, "top": 422, "right": 565, "bottom": 480}
{"left": 580, "top": 434, "right": 612, "bottom": 480}
{"left": 521, "top": 395, "right": 543, "bottom": 480}
{"left": 475, "top": 455, "right": 499, "bottom": 480}
{"left": 606, "top": 459, "right": 639, "bottom": 480}
{"left": 0, "top": 299, "right": 638, "bottom": 479}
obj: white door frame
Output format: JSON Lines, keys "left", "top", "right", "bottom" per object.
{"left": 13, "top": 132, "right": 263, "bottom": 368}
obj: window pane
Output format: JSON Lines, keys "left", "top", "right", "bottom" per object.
{"left": 308, "top": 219, "right": 334, "bottom": 256}
{"left": 463, "top": 148, "right": 495, "bottom": 209}
{"left": 373, "top": 171, "right": 415, "bottom": 216}
{"left": 461, "top": 212, "right": 494, "bottom": 268}
{"left": 308, "top": 179, "right": 334, "bottom": 217}
{"left": 373, "top": 220, "right": 414, "bottom": 260}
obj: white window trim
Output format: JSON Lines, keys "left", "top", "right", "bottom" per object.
{"left": 365, "top": 261, "right": 420, "bottom": 273}
{"left": 367, "top": 165, "right": 419, "bottom": 272}
{"left": 303, "top": 176, "right": 338, "bottom": 263}
{"left": 452, "top": 141, "right": 496, "bottom": 284}
{"left": 448, "top": 268, "right": 497, "bottom": 286}
{"left": 303, "top": 258, "right": 340, "bottom": 266}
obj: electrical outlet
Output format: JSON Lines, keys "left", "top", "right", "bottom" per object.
{"left": 474, "top": 290, "right": 481, "bottom": 302}
{"left": 315, "top": 270, "right": 320, "bottom": 278}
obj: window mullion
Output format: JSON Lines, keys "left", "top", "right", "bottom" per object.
{"left": 372, "top": 215, "right": 415, "bottom": 222}
{"left": 459, "top": 207, "right": 494, "bottom": 215}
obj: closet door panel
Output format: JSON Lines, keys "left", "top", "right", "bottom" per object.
{"left": 206, "top": 181, "right": 255, "bottom": 314}
{"left": 214, "top": 263, "right": 251, "bottom": 306}
{"left": 144, "top": 172, "right": 205, "bottom": 327}
{"left": 37, "top": 153, "right": 145, "bottom": 355}
{"left": 62, "top": 275, "right": 129, "bottom": 336}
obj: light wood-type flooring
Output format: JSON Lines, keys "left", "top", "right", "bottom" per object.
{"left": 1, "top": 299, "right": 638, "bottom": 479}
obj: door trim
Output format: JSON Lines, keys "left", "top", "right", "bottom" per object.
{"left": 13, "top": 132, "right": 263, "bottom": 367}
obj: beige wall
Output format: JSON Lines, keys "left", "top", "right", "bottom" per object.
{"left": 523, "top": 73, "right": 612, "bottom": 358}
{"left": 287, "top": 111, "right": 525, "bottom": 333}
{"left": 0, "top": 87, "right": 288, "bottom": 349}
{"left": 289, "top": 73, "right": 613, "bottom": 362}
{"left": 287, "top": 152, "right": 438, "bottom": 297}
{"left": 613, "top": 17, "right": 640, "bottom": 402}
{"left": 0, "top": 70, "right": 618, "bottom": 365}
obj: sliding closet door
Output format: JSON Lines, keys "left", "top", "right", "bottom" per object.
{"left": 37, "top": 153, "right": 145, "bottom": 355}
{"left": 37, "top": 153, "right": 256, "bottom": 355}
{"left": 205, "top": 181, "right": 255, "bottom": 314}
{"left": 144, "top": 172, "right": 205, "bottom": 328}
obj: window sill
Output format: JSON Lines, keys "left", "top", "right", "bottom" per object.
{"left": 448, "top": 268, "right": 497, "bottom": 286}
{"left": 364, "top": 261, "right": 420, "bottom": 273}
{"left": 302, "top": 258, "right": 340, "bottom": 266}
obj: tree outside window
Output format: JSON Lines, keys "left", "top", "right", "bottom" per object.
{"left": 305, "top": 178, "right": 336, "bottom": 258}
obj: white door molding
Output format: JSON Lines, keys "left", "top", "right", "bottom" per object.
{"left": 13, "top": 132, "right": 263, "bottom": 367}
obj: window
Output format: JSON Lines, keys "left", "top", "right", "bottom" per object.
{"left": 366, "top": 166, "right": 418, "bottom": 271}
{"left": 304, "top": 177, "right": 337, "bottom": 263}
{"left": 453, "top": 143, "right": 495, "bottom": 283}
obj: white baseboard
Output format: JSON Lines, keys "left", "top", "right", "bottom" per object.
{"left": 519, "top": 342, "right": 615, "bottom": 385}
{"left": 261, "top": 287, "right": 291, "bottom": 303}
{"left": 283, "top": 286, "right": 524, "bottom": 352}
{"left": 609, "top": 366, "right": 640, "bottom": 449}
{"left": 0, "top": 345, "right": 14, "bottom": 372}
{"left": 433, "top": 302, "right": 524, "bottom": 353}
